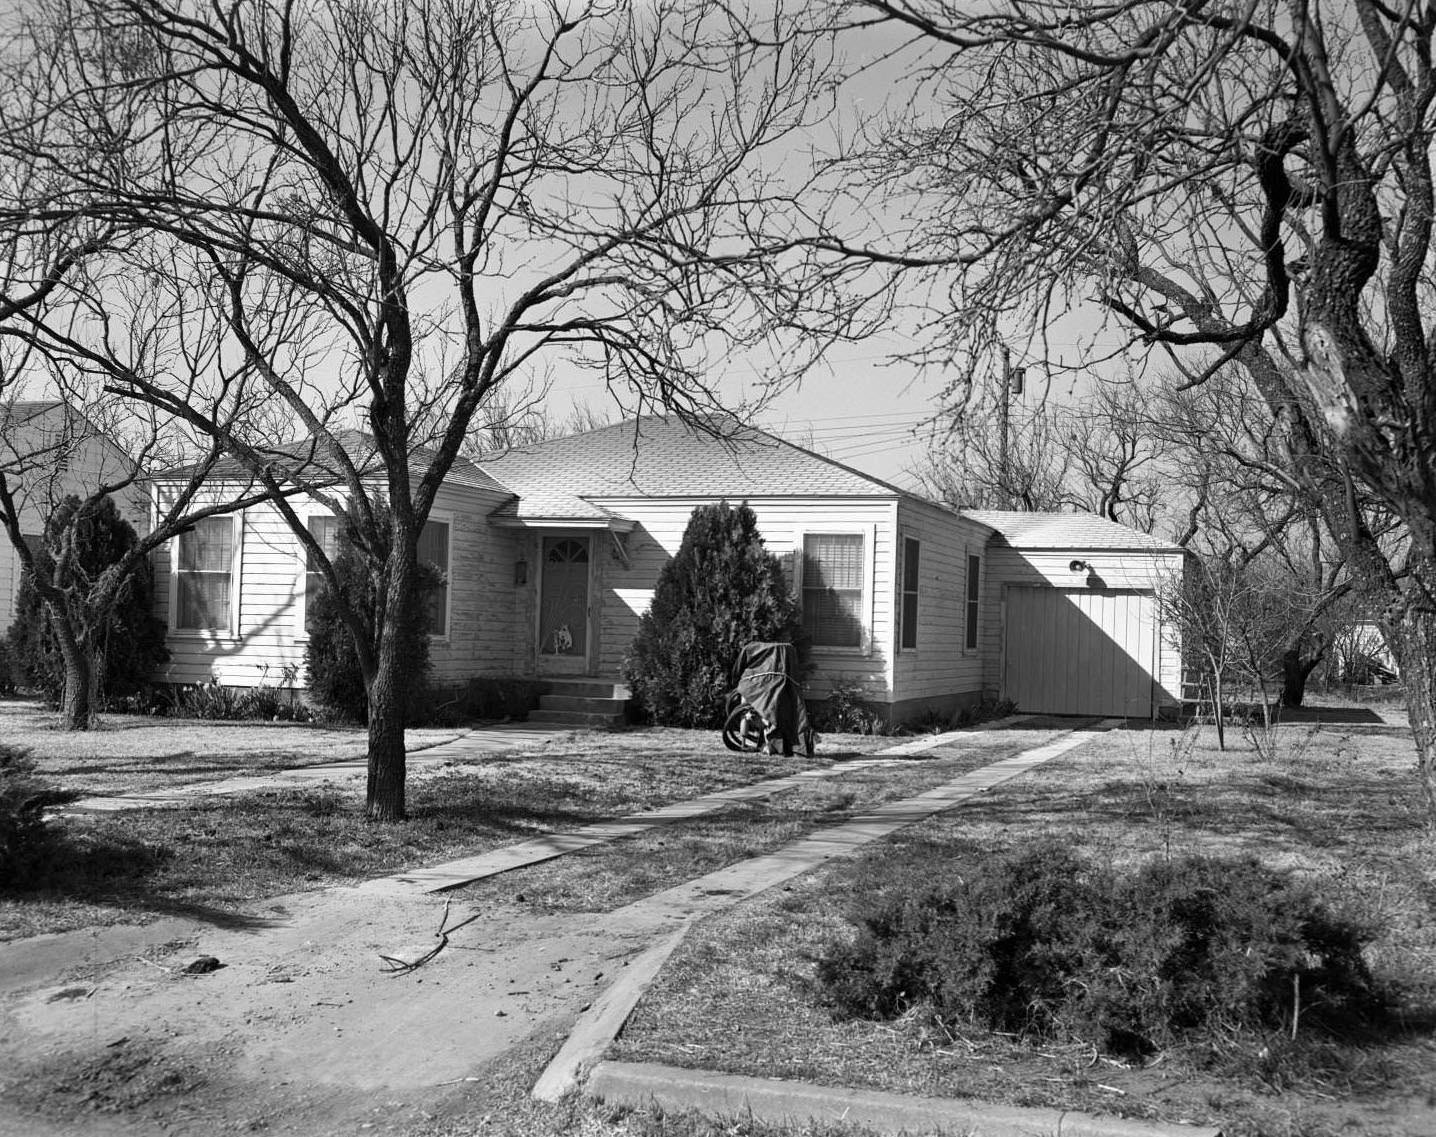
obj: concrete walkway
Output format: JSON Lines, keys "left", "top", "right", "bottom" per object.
{"left": 380, "top": 721, "right": 1035, "bottom": 893}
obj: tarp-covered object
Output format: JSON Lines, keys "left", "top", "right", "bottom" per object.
{"left": 726, "top": 641, "right": 813, "bottom": 757}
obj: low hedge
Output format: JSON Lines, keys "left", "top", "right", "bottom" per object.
{"left": 819, "top": 841, "right": 1384, "bottom": 1059}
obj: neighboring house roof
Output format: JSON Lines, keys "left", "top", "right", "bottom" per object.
{"left": 963, "top": 509, "right": 1184, "bottom": 553}
{"left": 154, "top": 429, "right": 510, "bottom": 496}
{"left": 0, "top": 400, "right": 64, "bottom": 429}
{"left": 476, "top": 415, "right": 908, "bottom": 523}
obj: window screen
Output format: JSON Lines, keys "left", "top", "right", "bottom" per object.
{"left": 900, "top": 538, "right": 920, "bottom": 650}
{"left": 965, "top": 553, "right": 981, "bottom": 651}
{"left": 802, "top": 534, "right": 864, "bottom": 648}
{"left": 303, "top": 515, "right": 340, "bottom": 635}
{"left": 419, "top": 520, "right": 450, "bottom": 635}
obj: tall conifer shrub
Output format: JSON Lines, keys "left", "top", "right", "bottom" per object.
{"left": 625, "top": 501, "right": 806, "bottom": 727}
{"left": 6, "top": 495, "right": 167, "bottom": 706}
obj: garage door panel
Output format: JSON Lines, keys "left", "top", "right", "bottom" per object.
{"left": 1003, "top": 588, "right": 1155, "bottom": 717}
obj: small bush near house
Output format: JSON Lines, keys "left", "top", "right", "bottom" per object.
{"left": 305, "top": 502, "right": 439, "bottom": 724}
{"left": 0, "top": 636, "right": 16, "bottom": 695}
{"left": 812, "top": 682, "right": 885, "bottom": 734}
{"left": 625, "top": 501, "right": 807, "bottom": 729}
{"left": 0, "top": 743, "right": 71, "bottom": 888}
{"left": 456, "top": 676, "right": 544, "bottom": 721}
{"left": 6, "top": 495, "right": 167, "bottom": 707}
{"left": 819, "top": 841, "right": 1384, "bottom": 1061}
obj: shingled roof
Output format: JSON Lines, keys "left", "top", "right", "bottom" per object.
{"left": 476, "top": 415, "right": 906, "bottom": 522}
{"left": 154, "top": 429, "right": 509, "bottom": 495}
{"left": 963, "top": 509, "right": 1183, "bottom": 553}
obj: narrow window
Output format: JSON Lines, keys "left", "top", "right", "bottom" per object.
{"left": 176, "top": 516, "right": 235, "bottom": 633}
{"left": 419, "top": 519, "right": 450, "bottom": 636}
{"left": 802, "top": 534, "right": 864, "bottom": 648}
{"left": 965, "top": 553, "right": 981, "bottom": 651}
{"left": 900, "top": 537, "right": 920, "bottom": 651}
{"left": 303, "top": 515, "right": 340, "bottom": 635}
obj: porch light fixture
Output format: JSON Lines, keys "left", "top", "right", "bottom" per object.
{"left": 514, "top": 556, "right": 528, "bottom": 585}
{"left": 1068, "top": 559, "right": 1090, "bottom": 574}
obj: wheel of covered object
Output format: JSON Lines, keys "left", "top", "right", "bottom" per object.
{"left": 721, "top": 703, "right": 767, "bottom": 752}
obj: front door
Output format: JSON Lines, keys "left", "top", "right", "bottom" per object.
{"left": 538, "top": 536, "right": 591, "bottom": 674}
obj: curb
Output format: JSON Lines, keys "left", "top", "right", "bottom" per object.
{"left": 587, "top": 1061, "right": 1223, "bottom": 1137}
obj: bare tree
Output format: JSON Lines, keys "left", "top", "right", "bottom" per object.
{"left": 824, "top": 1, "right": 1436, "bottom": 818}
{"left": 0, "top": 0, "right": 857, "bottom": 819}
{"left": 917, "top": 382, "right": 1163, "bottom": 529}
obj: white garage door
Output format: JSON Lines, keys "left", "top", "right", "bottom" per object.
{"left": 1002, "top": 587, "right": 1157, "bottom": 717}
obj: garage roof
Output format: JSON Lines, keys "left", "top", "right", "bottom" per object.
{"left": 962, "top": 510, "right": 1184, "bottom": 553}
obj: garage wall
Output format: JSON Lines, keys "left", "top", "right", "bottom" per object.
{"left": 981, "top": 544, "right": 1185, "bottom": 714}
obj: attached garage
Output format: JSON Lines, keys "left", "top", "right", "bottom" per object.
{"left": 965, "top": 511, "right": 1186, "bottom": 720}
{"left": 1002, "top": 587, "right": 1158, "bottom": 717}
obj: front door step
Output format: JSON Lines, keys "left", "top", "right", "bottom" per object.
{"left": 529, "top": 680, "right": 630, "bottom": 728}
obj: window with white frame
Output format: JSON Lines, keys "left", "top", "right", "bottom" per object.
{"left": 174, "top": 515, "right": 238, "bottom": 634}
{"left": 900, "top": 537, "right": 920, "bottom": 651}
{"left": 302, "top": 515, "right": 341, "bottom": 636}
{"left": 965, "top": 553, "right": 981, "bottom": 651}
{"left": 802, "top": 533, "right": 865, "bottom": 648}
{"left": 419, "top": 519, "right": 450, "bottom": 636}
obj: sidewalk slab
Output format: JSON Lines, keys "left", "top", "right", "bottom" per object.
{"left": 588, "top": 1061, "right": 1223, "bottom": 1137}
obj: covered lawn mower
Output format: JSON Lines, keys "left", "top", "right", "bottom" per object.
{"left": 722, "top": 641, "right": 815, "bottom": 758}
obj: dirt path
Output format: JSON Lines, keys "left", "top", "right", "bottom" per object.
{"left": 1, "top": 878, "right": 667, "bottom": 1135}
{"left": 0, "top": 724, "right": 1094, "bottom": 1137}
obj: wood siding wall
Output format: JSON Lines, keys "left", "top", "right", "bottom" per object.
{"left": 584, "top": 497, "right": 899, "bottom": 702}
{"left": 153, "top": 482, "right": 519, "bottom": 687}
{"left": 888, "top": 500, "right": 991, "bottom": 710}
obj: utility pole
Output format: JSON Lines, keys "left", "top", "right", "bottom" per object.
{"left": 998, "top": 348, "right": 1025, "bottom": 506}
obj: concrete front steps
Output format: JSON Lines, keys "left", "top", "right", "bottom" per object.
{"left": 528, "top": 680, "right": 631, "bottom": 728}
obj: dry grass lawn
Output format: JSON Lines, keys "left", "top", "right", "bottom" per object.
{"left": 0, "top": 696, "right": 461, "bottom": 794}
{"left": 0, "top": 707, "right": 905, "bottom": 940}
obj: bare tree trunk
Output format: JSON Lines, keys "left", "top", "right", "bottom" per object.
{"left": 1279, "top": 647, "right": 1323, "bottom": 708}
{"left": 364, "top": 543, "right": 418, "bottom": 822}
{"left": 1390, "top": 602, "right": 1436, "bottom": 824}
{"left": 50, "top": 611, "right": 95, "bottom": 730}
{"left": 1210, "top": 668, "right": 1227, "bottom": 752}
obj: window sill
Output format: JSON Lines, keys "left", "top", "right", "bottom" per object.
{"left": 169, "top": 630, "right": 240, "bottom": 644}
{"left": 809, "top": 644, "right": 869, "bottom": 657}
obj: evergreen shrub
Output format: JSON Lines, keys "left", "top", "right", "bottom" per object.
{"left": 819, "top": 842, "right": 1383, "bottom": 1059}
{"left": 304, "top": 503, "right": 437, "bottom": 724}
{"left": 624, "top": 501, "right": 807, "bottom": 728}
{"left": 6, "top": 495, "right": 167, "bottom": 706}
{"left": 0, "top": 744, "right": 69, "bottom": 888}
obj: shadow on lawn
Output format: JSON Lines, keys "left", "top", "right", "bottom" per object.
{"left": 9, "top": 790, "right": 612, "bottom": 936}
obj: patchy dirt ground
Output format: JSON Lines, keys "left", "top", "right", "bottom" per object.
{"left": 0, "top": 878, "right": 673, "bottom": 1136}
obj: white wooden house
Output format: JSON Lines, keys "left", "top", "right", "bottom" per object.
{"left": 147, "top": 417, "right": 1184, "bottom": 722}
{"left": 0, "top": 401, "right": 146, "bottom": 628}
